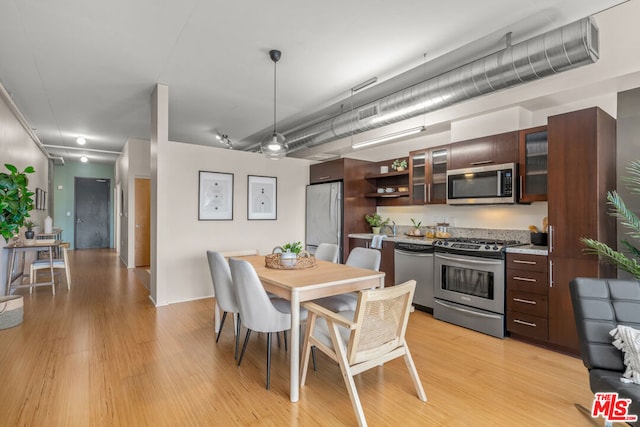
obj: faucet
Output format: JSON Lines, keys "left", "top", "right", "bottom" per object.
{"left": 391, "top": 221, "right": 397, "bottom": 237}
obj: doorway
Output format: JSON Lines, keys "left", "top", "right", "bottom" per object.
{"left": 134, "top": 178, "right": 151, "bottom": 267}
{"left": 75, "top": 177, "right": 111, "bottom": 249}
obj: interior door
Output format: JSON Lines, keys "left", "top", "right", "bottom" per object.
{"left": 135, "top": 178, "right": 151, "bottom": 267}
{"left": 75, "top": 177, "right": 110, "bottom": 249}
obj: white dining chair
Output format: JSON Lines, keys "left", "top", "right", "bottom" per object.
{"left": 229, "top": 257, "right": 301, "bottom": 390}
{"left": 207, "top": 250, "right": 242, "bottom": 359}
{"left": 314, "top": 243, "right": 340, "bottom": 263}
{"left": 314, "top": 247, "right": 381, "bottom": 312}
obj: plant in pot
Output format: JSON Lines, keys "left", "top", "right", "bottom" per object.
{"left": 280, "top": 241, "right": 302, "bottom": 267}
{"left": 24, "top": 221, "right": 36, "bottom": 243}
{"left": 391, "top": 159, "right": 407, "bottom": 172}
{"left": 365, "top": 213, "right": 389, "bottom": 235}
{"left": 582, "top": 160, "right": 640, "bottom": 278}
{"left": 407, "top": 218, "right": 422, "bottom": 236}
{"left": 0, "top": 163, "right": 36, "bottom": 243}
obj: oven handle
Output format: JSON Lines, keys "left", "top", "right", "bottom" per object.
{"left": 394, "top": 249, "right": 433, "bottom": 257}
{"left": 434, "top": 299, "right": 503, "bottom": 320}
{"left": 435, "top": 253, "right": 503, "bottom": 266}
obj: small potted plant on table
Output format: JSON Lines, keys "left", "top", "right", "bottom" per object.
{"left": 24, "top": 221, "right": 36, "bottom": 244}
{"left": 365, "top": 213, "right": 389, "bottom": 235}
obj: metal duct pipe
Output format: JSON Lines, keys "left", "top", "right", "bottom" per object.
{"left": 283, "top": 17, "right": 599, "bottom": 153}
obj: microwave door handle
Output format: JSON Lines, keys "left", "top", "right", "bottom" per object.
{"left": 497, "top": 170, "right": 502, "bottom": 195}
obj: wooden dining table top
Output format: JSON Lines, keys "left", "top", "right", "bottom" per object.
{"left": 238, "top": 254, "right": 385, "bottom": 301}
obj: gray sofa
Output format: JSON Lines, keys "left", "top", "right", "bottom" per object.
{"left": 570, "top": 277, "right": 640, "bottom": 426}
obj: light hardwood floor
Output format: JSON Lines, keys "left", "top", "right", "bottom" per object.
{"left": 0, "top": 249, "right": 607, "bottom": 426}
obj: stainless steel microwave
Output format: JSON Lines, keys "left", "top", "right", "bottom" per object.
{"left": 446, "top": 162, "right": 516, "bottom": 205}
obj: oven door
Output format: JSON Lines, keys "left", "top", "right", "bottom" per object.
{"left": 434, "top": 252, "right": 505, "bottom": 314}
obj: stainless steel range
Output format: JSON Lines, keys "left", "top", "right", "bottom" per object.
{"left": 433, "top": 238, "right": 522, "bottom": 338}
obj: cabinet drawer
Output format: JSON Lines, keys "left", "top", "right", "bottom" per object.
{"left": 507, "top": 311, "right": 548, "bottom": 341}
{"left": 506, "top": 269, "right": 548, "bottom": 294}
{"left": 507, "top": 290, "right": 547, "bottom": 317}
{"left": 506, "top": 253, "right": 547, "bottom": 273}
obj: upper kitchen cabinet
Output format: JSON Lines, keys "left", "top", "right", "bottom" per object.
{"left": 409, "top": 145, "right": 448, "bottom": 205}
{"left": 518, "top": 126, "right": 548, "bottom": 203}
{"left": 310, "top": 158, "right": 345, "bottom": 183}
{"left": 448, "top": 131, "right": 519, "bottom": 170}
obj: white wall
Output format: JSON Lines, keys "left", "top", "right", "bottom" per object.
{"left": 156, "top": 141, "right": 310, "bottom": 304}
{"left": 0, "top": 84, "right": 50, "bottom": 296}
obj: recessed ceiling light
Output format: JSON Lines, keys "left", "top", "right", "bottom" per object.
{"left": 80, "top": 156, "right": 88, "bottom": 163}
{"left": 76, "top": 137, "right": 86, "bottom": 145}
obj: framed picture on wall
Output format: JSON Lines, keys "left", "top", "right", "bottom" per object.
{"left": 35, "top": 188, "right": 41, "bottom": 209}
{"left": 247, "top": 175, "right": 276, "bottom": 220}
{"left": 198, "top": 171, "right": 233, "bottom": 220}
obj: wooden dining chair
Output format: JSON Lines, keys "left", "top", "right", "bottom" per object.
{"left": 30, "top": 242, "right": 71, "bottom": 294}
{"left": 314, "top": 247, "right": 381, "bottom": 312}
{"left": 300, "top": 280, "right": 426, "bottom": 427}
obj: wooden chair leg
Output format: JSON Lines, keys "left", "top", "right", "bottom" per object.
{"left": 64, "top": 266, "right": 71, "bottom": 289}
{"left": 238, "top": 329, "right": 252, "bottom": 366}
{"left": 216, "top": 311, "right": 227, "bottom": 343}
{"left": 329, "top": 322, "right": 367, "bottom": 427}
{"left": 402, "top": 346, "right": 427, "bottom": 402}
{"left": 300, "top": 312, "right": 316, "bottom": 386}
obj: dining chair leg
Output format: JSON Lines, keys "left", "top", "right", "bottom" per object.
{"left": 238, "top": 329, "right": 252, "bottom": 366}
{"left": 283, "top": 330, "right": 288, "bottom": 352}
{"left": 216, "top": 311, "right": 228, "bottom": 343}
{"left": 266, "top": 332, "right": 272, "bottom": 390}
{"left": 311, "top": 346, "right": 317, "bottom": 371}
{"left": 234, "top": 314, "right": 241, "bottom": 360}
{"left": 276, "top": 331, "right": 281, "bottom": 348}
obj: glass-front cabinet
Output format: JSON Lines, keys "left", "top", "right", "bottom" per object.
{"left": 518, "top": 126, "right": 548, "bottom": 202}
{"left": 409, "top": 145, "right": 448, "bottom": 205}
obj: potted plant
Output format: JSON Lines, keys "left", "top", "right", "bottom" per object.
{"left": 24, "top": 221, "right": 36, "bottom": 240}
{"left": 365, "top": 213, "right": 389, "bottom": 235}
{"left": 408, "top": 218, "right": 422, "bottom": 236}
{"left": 391, "top": 159, "right": 407, "bottom": 171}
{"left": 0, "top": 163, "right": 36, "bottom": 242}
{"left": 279, "top": 241, "right": 302, "bottom": 267}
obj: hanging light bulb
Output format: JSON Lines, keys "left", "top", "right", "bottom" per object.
{"left": 261, "top": 49, "right": 288, "bottom": 159}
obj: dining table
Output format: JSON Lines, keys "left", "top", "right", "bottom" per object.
{"left": 235, "top": 254, "right": 385, "bottom": 402}
{"left": 4, "top": 239, "right": 60, "bottom": 295}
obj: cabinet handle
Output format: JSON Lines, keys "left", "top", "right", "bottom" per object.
{"left": 513, "top": 259, "right": 536, "bottom": 265}
{"left": 471, "top": 160, "right": 493, "bottom": 165}
{"left": 427, "top": 183, "right": 431, "bottom": 203}
{"left": 513, "top": 298, "right": 537, "bottom": 305}
{"left": 519, "top": 175, "right": 524, "bottom": 199}
{"left": 549, "top": 259, "right": 554, "bottom": 288}
{"left": 548, "top": 225, "right": 554, "bottom": 253}
{"left": 514, "top": 319, "right": 537, "bottom": 327}
{"left": 513, "top": 276, "right": 536, "bottom": 282}
{"left": 318, "top": 176, "right": 331, "bottom": 180}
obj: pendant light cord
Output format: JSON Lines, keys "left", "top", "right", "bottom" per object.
{"left": 273, "top": 59, "right": 277, "bottom": 135}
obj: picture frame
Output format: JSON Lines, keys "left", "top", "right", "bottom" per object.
{"left": 35, "top": 187, "right": 46, "bottom": 210}
{"left": 247, "top": 175, "right": 277, "bottom": 220}
{"left": 198, "top": 171, "right": 234, "bottom": 220}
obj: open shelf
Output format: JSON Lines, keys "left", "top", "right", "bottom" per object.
{"left": 365, "top": 191, "right": 410, "bottom": 198}
{"left": 365, "top": 170, "right": 410, "bottom": 179}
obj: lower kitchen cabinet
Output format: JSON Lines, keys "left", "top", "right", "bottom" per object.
{"left": 506, "top": 253, "right": 549, "bottom": 342}
{"left": 349, "top": 237, "right": 394, "bottom": 287}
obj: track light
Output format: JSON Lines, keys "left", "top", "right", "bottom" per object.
{"left": 76, "top": 136, "right": 86, "bottom": 145}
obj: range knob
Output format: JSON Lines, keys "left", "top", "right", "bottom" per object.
{"left": 484, "top": 245, "right": 490, "bottom": 250}
{"left": 492, "top": 245, "right": 499, "bottom": 250}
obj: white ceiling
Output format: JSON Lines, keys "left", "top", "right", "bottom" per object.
{"left": 0, "top": 0, "right": 628, "bottom": 164}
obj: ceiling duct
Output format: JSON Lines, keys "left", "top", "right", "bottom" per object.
{"left": 282, "top": 17, "right": 599, "bottom": 153}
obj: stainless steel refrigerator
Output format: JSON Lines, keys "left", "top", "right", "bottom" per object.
{"left": 305, "top": 182, "right": 343, "bottom": 262}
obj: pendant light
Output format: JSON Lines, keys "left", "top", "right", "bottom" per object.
{"left": 261, "top": 49, "right": 288, "bottom": 159}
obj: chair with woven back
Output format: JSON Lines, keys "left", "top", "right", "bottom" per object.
{"left": 30, "top": 242, "right": 71, "bottom": 295}
{"left": 300, "top": 279, "right": 426, "bottom": 427}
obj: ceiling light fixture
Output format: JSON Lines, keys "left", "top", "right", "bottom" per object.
{"left": 76, "top": 136, "right": 86, "bottom": 145}
{"left": 80, "top": 155, "right": 88, "bottom": 163}
{"left": 215, "top": 132, "right": 232, "bottom": 149}
{"left": 260, "top": 49, "right": 287, "bottom": 160}
{"left": 351, "top": 126, "right": 425, "bottom": 149}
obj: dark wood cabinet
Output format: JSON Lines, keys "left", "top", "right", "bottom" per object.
{"left": 409, "top": 145, "right": 448, "bottom": 205}
{"left": 506, "top": 253, "right": 549, "bottom": 342}
{"left": 518, "top": 125, "right": 548, "bottom": 203}
{"left": 310, "top": 158, "right": 376, "bottom": 261}
{"left": 546, "top": 107, "right": 617, "bottom": 354}
{"left": 348, "top": 237, "right": 394, "bottom": 287}
{"left": 448, "top": 131, "right": 518, "bottom": 170}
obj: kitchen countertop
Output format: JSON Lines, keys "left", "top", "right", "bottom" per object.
{"left": 349, "top": 233, "right": 435, "bottom": 245}
{"left": 505, "top": 244, "right": 549, "bottom": 256}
